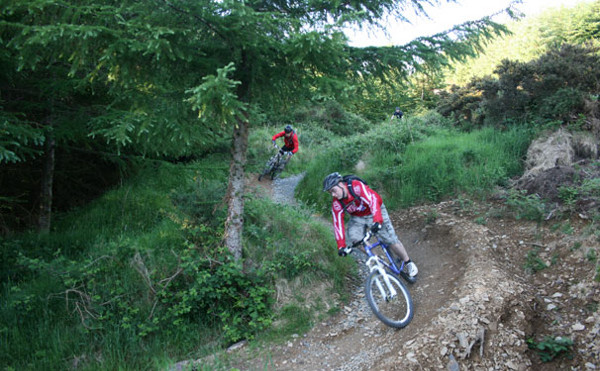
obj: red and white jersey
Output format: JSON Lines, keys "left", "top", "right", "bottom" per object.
{"left": 272, "top": 131, "right": 299, "bottom": 153}
{"left": 330, "top": 180, "right": 383, "bottom": 248}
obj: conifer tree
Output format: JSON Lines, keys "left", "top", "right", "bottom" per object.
{"left": 1, "top": 0, "right": 512, "bottom": 254}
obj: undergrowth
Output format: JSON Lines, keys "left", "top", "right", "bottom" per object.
{"left": 297, "top": 114, "right": 532, "bottom": 213}
{"left": 0, "top": 159, "right": 347, "bottom": 370}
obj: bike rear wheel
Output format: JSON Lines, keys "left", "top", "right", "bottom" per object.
{"left": 270, "top": 161, "right": 285, "bottom": 180}
{"left": 258, "top": 156, "right": 277, "bottom": 181}
{"left": 365, "top": 270, "right": 413, "bottom": 328}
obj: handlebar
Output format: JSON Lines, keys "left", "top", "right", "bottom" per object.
{"left": 352, "top": 230, "right": 373, "bottom": 248}
{"left": 346, "top": 230, "right": 375, "bottom": 257}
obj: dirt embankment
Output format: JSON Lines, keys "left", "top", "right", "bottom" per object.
{"left": 229, "top": 194, "right": 599, "bottom": 371}
{"left": 180, "top": 129, "right": 600, "bottom": 370}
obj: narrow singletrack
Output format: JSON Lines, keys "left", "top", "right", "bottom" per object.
{"left": 233, "top": 174, "right": 469, "bottom": 370}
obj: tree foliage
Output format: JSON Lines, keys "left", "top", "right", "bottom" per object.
{"left": 1, "top": 0, "right": 512, "bottom": 234}
{"left": 437, "top": 43, "right": 600, "bottom": 128}
{"left": 445, "top": 0, "right": 600, "bottom": 86}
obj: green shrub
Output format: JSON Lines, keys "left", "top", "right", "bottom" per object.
{"left": 292, "top": 101, "right": 371, "bottom": 136}
{"left": 440, "top": 43, "right": 600, "bottom": 129}
{"left": 506, "top": 189, "right": 547, "bottom": 222}
{"left": 539, "top": 87, "right": 584, "bottom": 121}
{"left": 524, "top": 248, "right": 548, "bottom": 274}
{"left": 527, "top": 336, "right": 573, "bottom": 362}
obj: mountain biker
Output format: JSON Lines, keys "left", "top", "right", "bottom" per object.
{"left": 323, "top": 172, "right": 418, "bottom": 278}
{"left": 272, "top": 124, "right": 299, "bottom": 160}
{"left": 391, "top": 107, "right": 403, "bottom": 120}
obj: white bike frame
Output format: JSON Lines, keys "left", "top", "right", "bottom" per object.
{"left": 361, "top": 232, "right": 398, "bottom": 301}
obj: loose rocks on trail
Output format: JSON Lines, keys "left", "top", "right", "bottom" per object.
{"left": 231, "top": 199, "right": 541, "bottom": 370}
{"left": 191, "top": 168, "right": 600, "bottom": 371}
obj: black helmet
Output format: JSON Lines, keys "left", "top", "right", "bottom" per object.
{"left": 284, "top": 125, "right": 293, "bottom": 133}
{"left": 395, "top": 107, "right": 400, "bottom": 110}
{"left": 323, "top": 172, "right": 343, "bottom": 192}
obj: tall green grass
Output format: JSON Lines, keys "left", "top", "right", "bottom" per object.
{"left": 378, "top": 125, "right": 533, "bottom": 208}
{"left": 297, "top": 114, "right": 533, "bottom": 213}
{"left": 1, "top": 155, "right": 348, "bottom": 370}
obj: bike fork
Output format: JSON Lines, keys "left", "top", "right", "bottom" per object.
{"left": 367, "top": 258, "right": 398, "bottom": 301}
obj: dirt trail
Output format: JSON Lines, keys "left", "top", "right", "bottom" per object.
{"left": 233, "top": 208, "right": 465, "bottom": 370}
{"left": 233, "top": 175, "right": 469, "bottom": 370}
{"left": 220, "top": 173, "right": 599, "bottom": 371}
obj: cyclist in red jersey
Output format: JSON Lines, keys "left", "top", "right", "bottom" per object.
{"left": 272, "top": 125, "right": 299, "bottom": 159}
{"left": 323, "top": 172, "right": 418, "bottom": 278}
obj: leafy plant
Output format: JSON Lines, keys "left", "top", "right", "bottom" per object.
{"left": 527, "top": 336, "right": 573, "bottom": 362}
{"left": 506, "top": 189, "right": 546, "bottom": 222}
{"left": 558, "top": 186, "right": 579, "bottom": 207}
{"left": 425, "top": 210, "right": 439, "bottom": 224}
{"left": 586, "top": 249, "right": 597, "bottom": 263}
{"left": 561, "top": 222, "right": 574, "bottom": 235}
{"left": 524, "top": 248, "right": 548, "bottom": 274}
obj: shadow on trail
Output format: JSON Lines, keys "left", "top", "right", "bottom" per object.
{"left": 232, "top": 174, "right": 470, "bottom": 371}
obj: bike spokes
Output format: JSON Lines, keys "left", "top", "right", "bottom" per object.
{"left": 365, "top": 271, "right": 413, "bottom": 328}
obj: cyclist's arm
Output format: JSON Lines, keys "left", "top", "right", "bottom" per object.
{"left": 353, "top": 181, "right": 384, "bottom": 224}
{"left": 272, "top": 131, "right": 284, "bottom": 141}
{"left": 332, "top": 201, "right": 346, "bottom": 248}
{"left": 291, "top": 133, "right": 299, "bottom": 154}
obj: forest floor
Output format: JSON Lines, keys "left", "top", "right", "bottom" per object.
{"left": 187, "top": 169, "right": 600, "bottom": 371}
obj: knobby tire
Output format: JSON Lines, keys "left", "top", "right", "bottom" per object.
{"left": 270, "top": 160, "right": 285, "bottom": 180}
{"left": 258, "top": 155, "right": 278, "bottom": 181}
{"left": 365, "top": 270, "right": 414, "bottom": 328}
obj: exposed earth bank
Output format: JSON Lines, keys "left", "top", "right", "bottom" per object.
{"left": 226, "top": 171, "right": 600, "bottom": 371}
{"left": 168, "top": 130, "right": 600, "bottom": 371}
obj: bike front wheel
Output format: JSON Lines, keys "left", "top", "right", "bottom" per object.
{"left": 258, "top": 156, "right": 277, "bottom": 181}
{"left": 270, "top": 161, "right": 285, "bottom": 180}
{"left": 365, "top": 270, "right": 414, "bottom": 328}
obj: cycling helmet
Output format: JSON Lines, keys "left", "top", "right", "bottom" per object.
{"left": 323, "top": 172, "right": 343, "bottom": 192}
{"left": 395, "top": 107, "right": 400, "bottom": 110}
{"left": 284, "top": 125, "right": 293, "bottom": 133}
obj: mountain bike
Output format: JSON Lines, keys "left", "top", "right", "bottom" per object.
{"left": 258, "top": 148, "right": 291, "bottom": 181}
{"left": 350, "top": 230, "right": 414, "bottom": 328}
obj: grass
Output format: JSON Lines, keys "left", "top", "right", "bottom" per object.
{"left": 0, "top": 109, "right": 559, "bottom": 370}
{"left": 297, "top": 116, "right": 532, "bottom": 213}
{"left": 0, "top": 152, "right": 350, "bottom": 370}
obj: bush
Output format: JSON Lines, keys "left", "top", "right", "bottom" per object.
{"left": 527, "top": 336, "right": 574, "bottom": 362}
{"left": 439, "top": 43, "right": 600, "bottom": 129}
{"left": 505, "top": 189, "right": 547, "bottom": 222}
{"left": 292, "top": 101, "right": 371, "bottom": 136}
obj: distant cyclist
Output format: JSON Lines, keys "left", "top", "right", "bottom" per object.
{"left": 323, "top": 172, "right": 418, "bottom": 279}
{"left": 272, "top": 124, "right": 299, "bottom": 159}
{"left": 391, "top": 107, "right": 403, "bottom": 121}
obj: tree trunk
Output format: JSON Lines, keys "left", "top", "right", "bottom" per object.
{"left": 38, "top": 128, "right": 55, "bottom": 232}
{"left": 223, "top": 116, "right": 249, "bottom": 261}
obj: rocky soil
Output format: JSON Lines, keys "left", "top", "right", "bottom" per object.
{"left": 175, "top": 129, "right": 600, "bottom": 370}
{"left": 221, "top": 169, "right": 600, "bottom": 371}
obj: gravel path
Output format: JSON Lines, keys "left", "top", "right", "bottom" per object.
{"left": 271, "top": 172, "right": 306, "bottom": 206}
{"left": 179, "top": 172, "right": 600, "bottom": 370}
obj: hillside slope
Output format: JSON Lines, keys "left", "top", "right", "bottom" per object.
{"left": 174, "top": 166, "right": 596, "bottom": 371}
{"left": 226, "top": 195, "right": 598, "bottom": 370}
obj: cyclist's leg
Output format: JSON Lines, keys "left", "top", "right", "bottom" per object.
{"left": 280, "top": 146, "right": 293, "bottom": 161}
{"left": 378, "top": 204, "right": 410, "bottom": 262}
{"left": 347, "top": 215, "right": 371, "bottom": 246}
